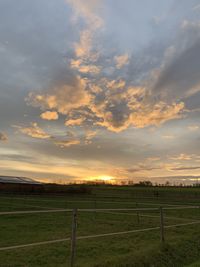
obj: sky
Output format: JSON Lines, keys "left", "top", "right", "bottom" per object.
{"left": 1, "top": 0, "right": 200, "bottom": 184}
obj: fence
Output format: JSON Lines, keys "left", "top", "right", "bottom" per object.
{"left": 0, "top": 205, "right": 200, "bottom": 266}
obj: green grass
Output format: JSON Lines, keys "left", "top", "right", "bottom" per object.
{"left": 187, "top": 263, "right": 200, "bottom": 267}
{"left": 189, "top": 262, "right": 200, "bottom": 267}
{"left": 1, "top": 186, "right": 200, "bottom": 266}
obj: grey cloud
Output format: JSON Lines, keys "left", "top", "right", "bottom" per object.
{"left": 0, "top": 167, "right": 78, "bottom": 181}
{"left": 0, "top": 0, "right": 73, "bottom": 86}
{"left": 152, "top": 18, "right": 200, "bottom": 104}
{"left": 171, "top": 166, "right": 200, "bottom": 171}
{"left": 154, "top": 39, "right": 200, "bottom": 100}
{"left": 1, "top": 154, "right": 38, "bottom": 164}
{"left": 126, "top": 166, "right": 161, "bottom": 173}
{"left": 0, "top": 0, "right": 76, "bottom": 129}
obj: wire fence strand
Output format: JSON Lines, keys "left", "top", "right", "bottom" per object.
{"left": 0, "top": 220, "right": 200, "bottom": 252}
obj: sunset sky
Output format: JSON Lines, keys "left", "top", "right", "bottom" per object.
{"left": 1, "top": 0, "right": 200, "bottom": 184}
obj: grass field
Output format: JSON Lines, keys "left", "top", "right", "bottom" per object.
{"left": 1, "top": 185, "right": 200, "bottom": 267}
{"left": 187, "top": 261, "right": 200, "bottom": 267}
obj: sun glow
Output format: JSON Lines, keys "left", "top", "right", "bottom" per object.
{"left": 98, "top": 175, "right": 115, "bottom": 181}
{"left": 88, "top": 175, "right": 115, "bottom": 182}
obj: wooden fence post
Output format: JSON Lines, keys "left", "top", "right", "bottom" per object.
{"left": 136, "top": 202, "right": 140, "bottom": 224}
{"left": 94, "top": 194, "right": 97, "bottom": 220}
{"left": 160, "top": 207, "right": 165, "bottom": 243}
{"left": 70, "top": 208, "right": 77, "bottom": 267}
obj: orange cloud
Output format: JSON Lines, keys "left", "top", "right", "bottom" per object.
{"left": 71, "top": 59, "right": 101, "bottom": 74}
{"left": 27, "top": 77, "right": 91, "bottom": 115}
{"left": 28, "top": 79, "right": 184, "bottom": 133}
{"left": 26, "top": 1, "right": 185, "bottom": 135}
{"left": 55, "top": 139, "right": 80, "bottom": 148}
{"left": 89, "top": 86, "right": 184, "bottom": 132}
{"left": 147, "top": 157, "right": 160, "bottom": 162}
{"left": 40, "top": 111, "right": 59, "bottom": 120}
{"left": 74, "top": 29, "right": 94, "bottom": 59}
{"left": 85, "top": 130, "right": 97, "bottom": 144}
{"left": 114, "top": 54, "right": 129, "bottom": 69}
{"left": 17, "top": 123, "right": 51, "bottom": 139}
{"left": 0, "top": 132, "right": 8, "bottom": 142}
{"left": 65, "top": 0, "right": 181, "bottom": 132}
{"left": 106, "top": 79, "right": 126, "bottom": 90}
{"left": 67, "top": 0, "right": 103, "bottom": 76}
{"left": 67, "top": 0, "right": 103, "bottom": 27}
{"left": 162, "top": 135, "right": 176, "bottom": 139}
{"left": 170, "top": 153, "right": 193, "bottom": 161}
{"left": 129, "top": 101, "right": 184, "bottom": 128}
{"left": 65, "top": 117, "right": 85, "bottom": 126}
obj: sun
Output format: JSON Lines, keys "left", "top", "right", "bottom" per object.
{"left": 98, "top": 175, "right": 114, "bottom": 181}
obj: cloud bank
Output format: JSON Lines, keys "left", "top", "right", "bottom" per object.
{"left": 26, "top": 0, "right": 186, "bottom": 134}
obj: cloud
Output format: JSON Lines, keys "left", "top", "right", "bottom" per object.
{"left": 193, "top": 4, "right": 200, "bottom": 10}
{"left": 171, "top": 166, "right": 200, "bottom": 171}
{"left": 0, "top": 132, "right": 8, "bottom": 142}
{"left": 114, "top": 54, "right": 129, "bottom": 69}
{"left": 27, "top": 76, "right": 91, "bottom": 115}
{"left": 170, "top": 153, "right": 193, "bottom": 161}
{"left": 106, "top": 79, "right": 126, "bottom": 91}
{"left": 55, "top": 138, "right": 80, "bottom": 148}
{"left": 85, "top": 130, "right": 97, "bottom": 139}
{"left": 147, "top": 157, "right": 160, "bottom": 162}
{"left": 26, "top": 0, "right": 186, "bottom": 135}
{"left": 65, "top": 117, "right": 85, "bottom": 126}
{"left": 129, "top": 101, "right": 184, "bottom": 128}
{"left": 85, "top": 130, "right": 97, "bottom": 144}
{"left": 67, "top": 0, "right": 103, "bottom": 74}
{"left": 17, "top": 123, "right": 51, "bottom": 139}
{"left": 66, "top": 0, "right": 103, "bottom": 27}
{"left": 188, "top": 125, "right": 199, "bottom": 131}
{"left": 126, "top": 165, "right": 161, "bottom": 173}
{"left": 40, "top": 111, "right": 59, "bottom": 121}
{"left": 2, "top": 0, "right": 200, "bottom": 183}
{"left": 71, "top": 59, "right": 101, "bottom": 74}
{"left": 28, "top": 80, "right": 184, "bottom": 133}
{"left": 153, "top": 20, "right": 200, "bottom": 101}
{"left": 73, "top": 29, "right": 95, "bottom": 60}
{"left": 162, "top": 135, "right": 175, "bottom": 139}
{"left": 16, "top": 121, "right": 82, "bottom": 148}
{"left": 89, "top": 86, "right": 184, "bottom": 132}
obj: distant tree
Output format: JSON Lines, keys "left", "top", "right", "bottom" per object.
{"left": 135, "top": 180, "right": 153, "bottom": 187}
{"left": 128, "top": 180, "right": 134, "bottom": 186}
{"left": 165, "top": 181, "right": 171, "bottom": 186}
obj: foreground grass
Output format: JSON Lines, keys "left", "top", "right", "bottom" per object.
{"left": 1, "top": 187, "right": 200, "bottom": 266}
{"left": 186, "top": 260, "right": 200, "bottom": 267}
{"left": 1, "top": 227, "right": 200, "bottom": 267}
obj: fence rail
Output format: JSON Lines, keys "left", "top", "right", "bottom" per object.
{"left": 0, "top": 205, "right": 199, "bottom": 216}
{"left": 101, "top": 211, "right": 197, "bottom": 222}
